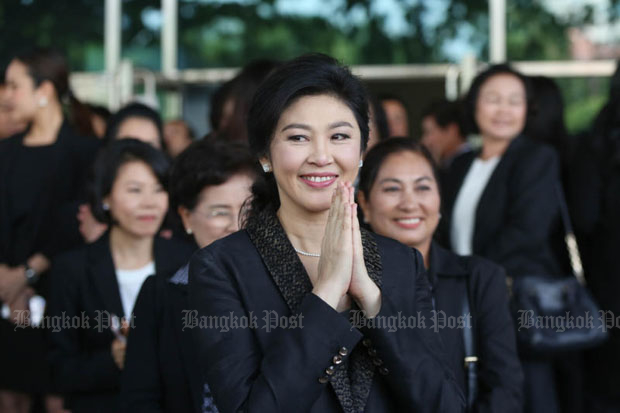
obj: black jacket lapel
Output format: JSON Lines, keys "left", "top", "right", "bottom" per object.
{"left": 89, "top": 233, "right": 125, "bottom": 318}
{"left": 245, "top": 210, "right": 383, "bottom": 413}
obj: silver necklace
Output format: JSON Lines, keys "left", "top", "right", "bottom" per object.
{"left": 293, "top": 247, "right": 321, "bottom": 258}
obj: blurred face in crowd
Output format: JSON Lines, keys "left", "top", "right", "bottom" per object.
{"left": 164, "top": 120, "right": 192, "bottom": 158}
{"left": 359, "top": 150, "right": 440, "bottom": 255}
{"left": 4, "top": 59, "right": 40, "bottom": 124}
{"left": 381, "top": 98, "right": 409, "bottom": 137}
{"left": 421, "top": 116, "right": 461, "bottom": 163}
{"left": 117, "top": 117, "right": 162, "bottom": 149}
{"left": 263, "top": 94, "right": 362, "bottom": 215}
{"left": 475, "top": 73, "right": 527, "bottom": 142}
{"left": 104, "top": 161, "right": 168, "bottom": 238}
{"left": 179, "top": 173, "right": 254, "bottom": 248}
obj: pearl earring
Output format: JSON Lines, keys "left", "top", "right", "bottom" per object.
{"left": 186, "top": 228, "right": 193, "bottom": 235}
{"left": 102, "top": 203, "right": 110, "bottom": 211}
{"left": 38, "top": 97, "right": 48, "bottom": 107}
{"left": 359, "top": 160, "right": 364, "bottom": 168}
{"left": 262, "top": 163, "right": 271, "bottom": 173}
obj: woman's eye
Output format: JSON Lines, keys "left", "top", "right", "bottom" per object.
{"left": 288, "top": 135, "right": 307, "bottom": 142}
{"left": 332, "top": 133, "right": 350, "bottom": 141}
{"left": 382, "top": 186, "right": 400, "bottom": 193}
{"left": 416, "top": 185, "right": 431, "bottom": 192}
{"left": 128, "top": 187, "right": 141, "bottom": 193}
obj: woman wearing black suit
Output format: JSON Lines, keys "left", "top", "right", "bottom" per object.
{"left": 0, "top": 48, "right": 100, "bottom": 412}
{"left": 439, "top": 65, "right": 564, "bottom": 413}
{"left": 188, "top": 54, "right": 464, "bottom": 413}
{"left": 357, "top": 138, "right": 523, "bottom": 412}
{"left": 48, "top": 140, "right": 194, "bottom": 413}
{"left": 121, "top": 139, "right": 258, "bottom": 412}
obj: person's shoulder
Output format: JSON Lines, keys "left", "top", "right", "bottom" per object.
{"left": 367, "top": 231, "right": 420, "bottom": 264}
{"left": 459, "top": 253, "right": 508, "bottom": 292}
{"left": 193, "top": 230, "right": 254, "bottom": 263}
{"left": 0, "top": 133, "right": 21, "bottom": 153}
{"left": 513, "top": 136, "right": 558, "bottom": 163}
{"left": 157, "top": 235, "right": 196, "bottom": 257}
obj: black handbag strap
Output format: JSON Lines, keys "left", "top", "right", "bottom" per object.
{"left": 462, "top": 277, "right": 478, "bottom": 412}
{"left": 554, "top": 184, "right": 586, "bottom": 285}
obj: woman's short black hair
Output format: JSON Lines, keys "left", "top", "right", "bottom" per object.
{"left": 246, "top": 53, "right": 370, "bottom": 219}
{"left": 464, "top": 63, "right": 533, "bottom": 135}
{"left": 103, "top": 102, "right": 165, "bottom": 149}
{"left": 169, "top": 138, "right": 260, "bottom": 211}
{"left": 90, "top": 138, "right": 170, "bottom": 224}
{"left": 358, "top": 137, "right": 439, "bottom": 200}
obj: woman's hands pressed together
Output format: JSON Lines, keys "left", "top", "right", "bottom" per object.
{"left": 312, "top": 182, "right": 382, "bottom": 318}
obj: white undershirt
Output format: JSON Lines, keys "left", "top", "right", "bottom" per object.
{"left": 116, "top": 261, "right": 155, "bottom": 319}
{"left": 450, "top": 156, "right": 501, "bottom": 255}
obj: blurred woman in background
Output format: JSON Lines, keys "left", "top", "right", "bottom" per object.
{"left": 439, "top": 64, "right": 564, "bottom": 413}
{"left": 78, "top": 102, "right": 168, "bottom": 244}
{"left": 121, "top": 138, "right": 258, "bottom": 413}
{"left": 0, "top": 47, "right": 100, "bottom": 413}
{"left": 48, "top": 139, "right": 194, "bottom": 413}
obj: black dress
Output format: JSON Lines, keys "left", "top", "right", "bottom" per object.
{"left": 0, "top": 122, "right": 100, "bottom": 393}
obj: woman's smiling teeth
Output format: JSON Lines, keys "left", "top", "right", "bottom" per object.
{"left": 303, "top": 175, "right": 336, "bottom": 182}
{"left": 396, "top": 218, "right": 421, "bottom": 224}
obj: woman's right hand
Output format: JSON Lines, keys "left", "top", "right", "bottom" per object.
{"left": 313, "top": 182, "right": 354, "bottom": 310}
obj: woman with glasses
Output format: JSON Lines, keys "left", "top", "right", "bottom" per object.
{"left": 121, "top": 139, "right": 258, "bottom": 413}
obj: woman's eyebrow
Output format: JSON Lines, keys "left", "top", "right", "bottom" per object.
{"left": 281, "top": 123, "right": 311, "bottom": 132}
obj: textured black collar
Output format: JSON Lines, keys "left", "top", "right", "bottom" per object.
{"left": 245, "top": 209, "right": 383, "bottom": 413}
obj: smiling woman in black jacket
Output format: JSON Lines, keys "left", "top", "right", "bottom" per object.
{"left": 439, "top": 64, "right": 564, "bottom": 413}
{"left": 358, "top": 138, "right": 523, "bottom": 413}
{"left": 188, "top": 54, "right": 464, "bottom": 413}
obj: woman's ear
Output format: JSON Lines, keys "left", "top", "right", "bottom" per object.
{"left": 36, "top": 80, "right": 56, "bottom": 102}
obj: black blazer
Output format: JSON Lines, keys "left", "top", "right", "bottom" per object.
{"left": 48, "top": 232, "right": 195, "bottom": 413}
{"left": 428, "top": 242, "right": 523, "bottom": 413}
{"left": 188, "top": 211, "right": 465, "bottom": 413}
{"left": 439, "top": 136, "right": 562, "bottom": 277}
{"left": 0, "top": 121, "right": 100, "bottom": 265}
{"left": 120, "top": 269, "right": 204, "bottom": 413}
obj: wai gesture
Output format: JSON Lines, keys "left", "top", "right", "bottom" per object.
{"left": 313, "top": 182, "right": 382, "bottom": 318}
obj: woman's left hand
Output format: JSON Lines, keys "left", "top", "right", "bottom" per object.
{"left": 346, "top": 182, "right": 382, "bottom": 318}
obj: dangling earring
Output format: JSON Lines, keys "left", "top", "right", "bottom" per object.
{"left": 262, "top": 163, "right": 271, "bottom": 173}
{"left": 38, "top": 97, "right": 48, "bottom": 107}
{"left": 186, "top": 228, "right": 193, "bottom": 235}
{"left": 102, "top": 202, "right": 110, "bottom": 211}
{"left": 359, "top": 160, "right": 364, "bottom": 168}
